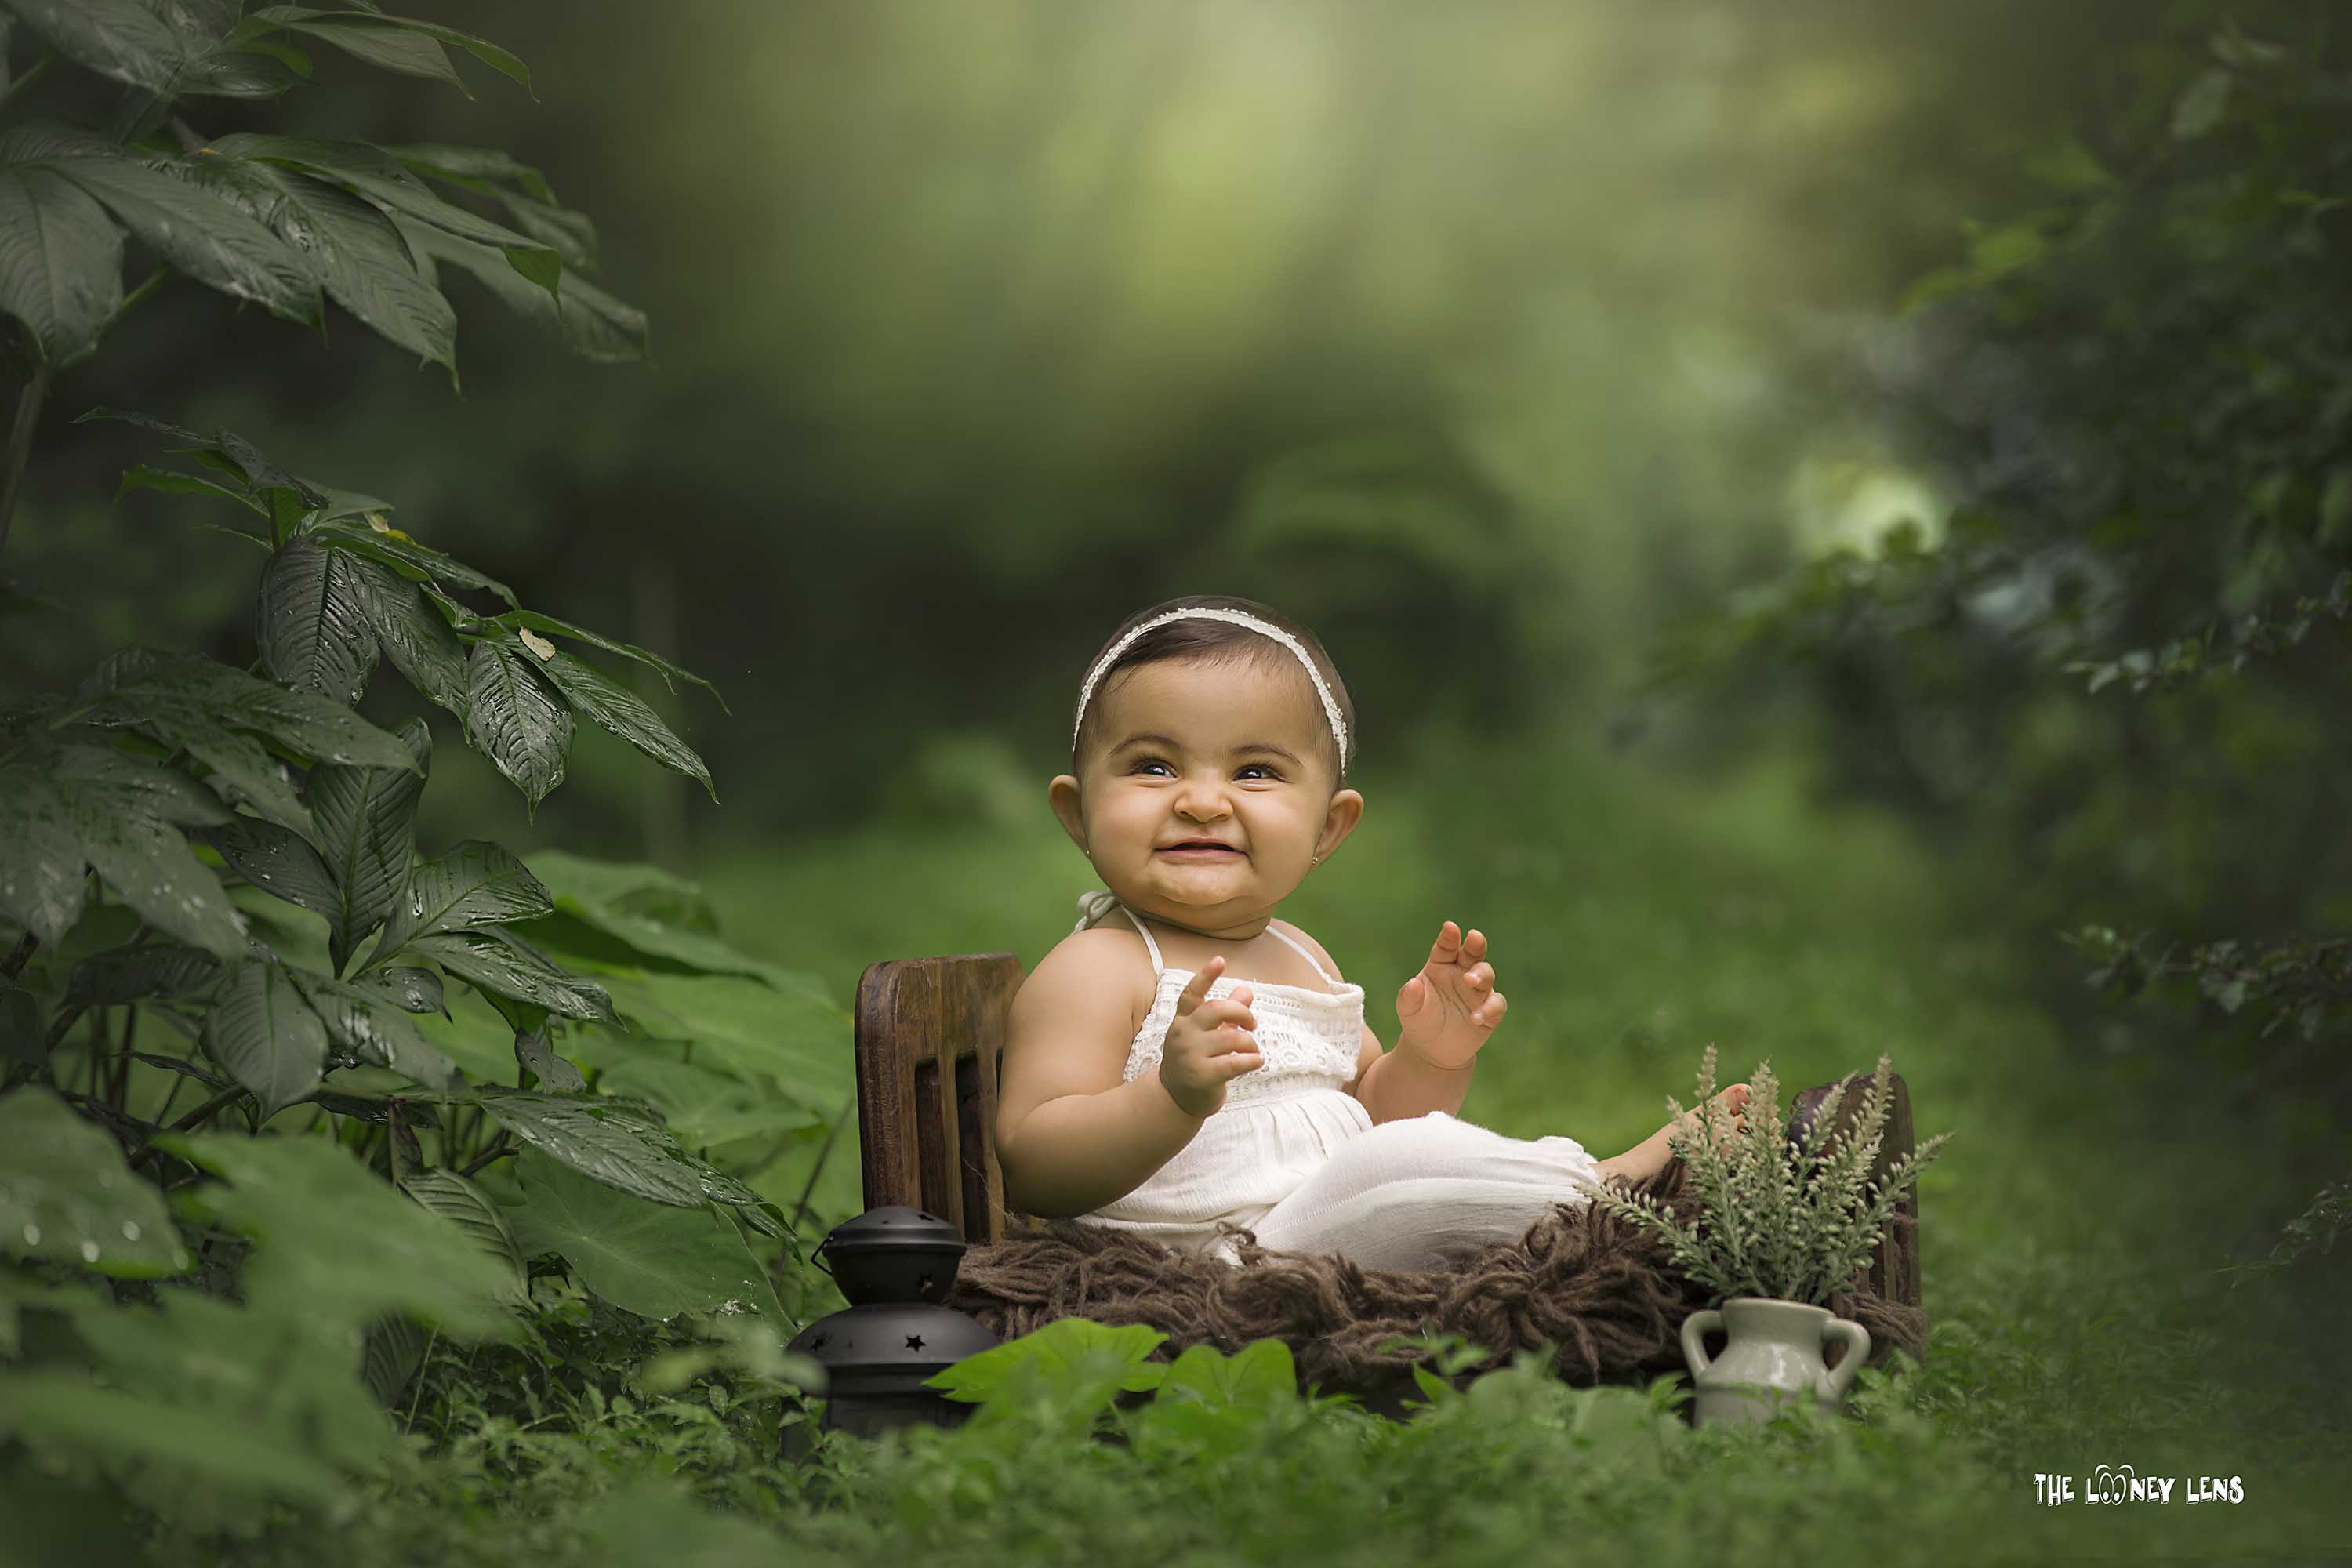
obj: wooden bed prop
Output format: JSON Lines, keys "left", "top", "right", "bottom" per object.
{"left": 853, "top": 953, "right": 1921, "bottom": 1311}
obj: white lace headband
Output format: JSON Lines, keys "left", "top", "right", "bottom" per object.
{"left": 1071, "top": 607, "right": 1349, "bottom": 772}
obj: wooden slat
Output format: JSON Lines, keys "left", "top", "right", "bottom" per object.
{"left": 854, "top": 954, "right": 1026, "bottom": 1243}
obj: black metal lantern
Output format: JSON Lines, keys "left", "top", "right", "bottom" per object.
{"left": 783, "top": 1205, "right": 999, "bottom": 1452}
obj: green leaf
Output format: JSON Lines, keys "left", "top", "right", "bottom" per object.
{"left": 136, "top": 713, "right": 315, "bottom": 840}
{"left": 354, "top": 560, "right": 469, "bottom": 715}
{"left": 1156, "top": 1338, "right": 1298, "bottom": 1410}
{"left": 0, "top": 1087, "right": 191, "bottom": 1277}
{"left": 116, "top": 462, "right": 270, "bottom": 517}
{"left": 373, "top": 840, "right": 551, "bottom": 961}
{"left": 307, "top": 716, "right": 427, "bottom": 972}
{"left": 600, "top": 970, "right": 851, "bottom": 1116}
{"left": 2, "top": 127, "right": 321, "bottom": 332}
{"left": 308, "top": 517, "right": 515, "bottom": 605}
{"left": 515, "top": 851, "right": 811, "bottom": 988}
{"left": 0, "top": 768, "right": 89, "bottom": 942}
{"left": 463, "top": 638, "right": 572, "bottom": 815}
{"left": 399, "top": 1168, "right": 526, "bottom": 1304}
{"left": 513, "top": 1022, "right": 583, "bottom": 1092}
{"left": 387, "top": 142, "right": 555, "bottom": 204}
{"left": 586, "top": 1054, "right": 822, "bottom": 1149}
{"left": 925, "top": 1317, "right": 1169, "bottom": 1406}
{"left": 205, "top": 815, "right": 339, "bottom": 928}
{"left": 82, "top": 647, "right": 419, "bottom": 772}
{"left": 475, "top": 1089, "right": 702, "bottom": 1206}
{"left": 508, "top": 1150, "right": 782, "bottom": 1322}
{"left": 156, "top": 1130, "right": 517, "bottom": 1338}
{"left": 205, "top": 133, "right": 557, "bottom": 300}
{"left": 66, "top": 942, "right": 223, "bottom": 1006}
{"left": 358, "top": 964, "right": 442, "bottom": 1015}
{"left": 2171, "top": 67, "right": 2232, "bottom": 140}
{"left": 0, "top": 163, "right": 123, "bottom": 367}
{"left": 0, "top": 0, "right": 188, "bottom": 94}
{"left": 54, "top": 786, "right": 248, "bottom": 960}
{"left": 489, "top": 609, "right": 722, "bottom": 710}
{"left": 201, "top": 960, "right": 328, "bottom": 1112}
{"left": 407, "top": 927, "right": 613, "bottom": 1022}
{"left": 0, "top": 1370, "right": 347, "bottom": 1508}
{"left": 47, "top": 741, "right": 236, "bottom": 827}
{"left": 401, "top": 218, "right": 649, "bottom": 363}
{"left": 288, "top": 968, "right": 459, "bottom": 1089}
{"left": 274, "top": 14, "right": 464, "bottom": 93}
{"left": 535, "top": 648, "right": 714, "bottom": 800}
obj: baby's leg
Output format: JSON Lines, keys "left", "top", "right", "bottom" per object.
{"left": 1238, "top": 1112, "right": 1609, "bottom": 1272}
{"left": 1597, "top": 1083, "right": 1750, "bottom": 1185}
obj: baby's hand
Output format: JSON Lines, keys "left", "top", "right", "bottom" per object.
{"left": 1159, "top": 956, "right": 1263, "bottom": 1120}
{"left": 1396, "top": 920, "right": 1504, "bottom": 1071}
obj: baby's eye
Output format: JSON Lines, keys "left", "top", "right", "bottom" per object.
{"left": 1131, "top": 757, "right": 1174, "bottom": 776}
{"left": 1236, "top": 764, "right": 1279, "bottom": 780}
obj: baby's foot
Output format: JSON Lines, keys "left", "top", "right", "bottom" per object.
{"left": 1596, "top": 1084, "right": 1751, "bottom": 1187}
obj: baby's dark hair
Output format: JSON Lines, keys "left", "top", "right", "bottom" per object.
{"left": 1069, "top": 595, "right": 1356, "bottom": 786}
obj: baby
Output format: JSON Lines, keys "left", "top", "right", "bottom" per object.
{"left": 994, "top": 594, "right": 1749, "bottom": 1272}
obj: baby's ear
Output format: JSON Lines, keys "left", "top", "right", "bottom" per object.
{"left": 1047, "top": 774, "right": 1087, "bottom": 848}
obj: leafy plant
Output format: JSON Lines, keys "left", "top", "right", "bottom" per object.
{"left": 0, "top": 4, "right": 841, "bottom": 1540}
{"left": 1589, "top": 1048, "right": 1953, "bottom": 1308}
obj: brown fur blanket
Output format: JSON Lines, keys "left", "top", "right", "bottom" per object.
{"left": 946, "top": 1158, "right": 1927, "bottom": 1406}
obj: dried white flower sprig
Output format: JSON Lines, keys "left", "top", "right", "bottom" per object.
{"left": 1588, "top": 1047, "right": 1954, "bottom": 1307}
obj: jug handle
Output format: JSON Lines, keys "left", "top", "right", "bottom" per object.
{"left": 1820, "top": 1318, "right": 1871, "bottom": 1399}
{"left": 1680, "top": 1309, "right": 1725, "bottom": 1377}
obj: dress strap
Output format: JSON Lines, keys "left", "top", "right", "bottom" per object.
{"left": 1073, "top": 890, "right": 1165, "bottom": 976}
{"left": 1263, "top": 924, "right": 1339, "bottom": 986}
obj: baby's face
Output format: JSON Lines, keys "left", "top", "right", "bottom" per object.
{"left": 1052, "top": 656, "right": 1360, "bottom": 935}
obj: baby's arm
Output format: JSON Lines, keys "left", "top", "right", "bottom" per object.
{"left": 995, "top": 931, "right": 1209, "bottom": 1219}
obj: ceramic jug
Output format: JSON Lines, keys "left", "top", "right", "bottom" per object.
{"left": 1679, "top": 1296, "right": 1870, "bottom": 1425}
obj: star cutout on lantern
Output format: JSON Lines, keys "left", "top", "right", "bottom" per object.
{"left": 904, "top": 1334, "right": 925, "bottom": 1352}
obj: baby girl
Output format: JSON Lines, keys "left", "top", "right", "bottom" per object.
{"left": 994, "top": 595, "right": 1749, "bottom": 1272}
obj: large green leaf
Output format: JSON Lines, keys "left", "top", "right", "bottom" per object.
{"left": 54, "top": 786, "right": 248, "bottom": 959}
{"left": 508, "top": 1150, "right": 782, "bottom": 1323}
{"left": 289, "top": 969, "right": 458, "bottom": 1088}
{"left": 65, "top": 942, "right": 223, "bottom": 1006}
{"left": 205, "top": 133, "right": 558, "bottom": 299}
{"left": 156, "top": 1131, "right": 516, "bottom": 1338}
{"left": 249, "top": 5, "right": 532, "bottom": 93}
{"left": 0, "top": 126, "right": 320, "bottom": 332}
{"left": 488, "top": 609, "right": 721, "bottom": 708}
{"left": 463, "top": 637, "right": 572, "bottom": 815}
{"left": 201, "top": 960, "right": 328, "bottom": 1112}
{"left": 263, "top": 13, "right": 465, "bottom": 93}
{"left": 0, "top": 768, "right": 88, "bottom": 942}
{"left": 205, "top": 815, "right": 339, "bottom": 924}
{"left": 134, "top": 711, "right": 315, "bottom": 840}
{"left": 474, "top": 1089, "right": 702, "bottom": 1206}
{"left": 516, "top": 851, "right": 820, "bottom": 990}
{"left": 307, "top": 716, "right": 428, "bottom": 971}
{"left": 372, "top": 840, "right": 550, "bottom": 959}
{"left": 257, "top": 539, "right": 381, "bottom": 707}
{"left": 0, "top": 1370, "right": 347, "bottom": 1510}
{"left": 536, "top": 648, "right": 715, "bottom": 801}
{"left": 353, "top": 559, "right": 469, "bottom": 715}
{"left": 601, "top": 970, "right": 853, "bottom": 1115}
{"left": 307, "top": 517, "right": 515, "bottom": 606}
{"left": 0, "top": 0, "right": 292, "bottom": 100}
{"left": 0, "top": 1088, "right": 192, "bottom": 1277}
{"left": 358, "top": 964, "right": 442, "bottom": 1015}
{"left": 81, "top": 648, "right": 421, "bottom": 773}
{"left": 387, "top": 142, "right": 555, "bottom": 203}
{"left": 586, "top": 1054, "right": 824, "bottom": 1150}
{"left": 407, "top": 927, "right": 613, "bottom": 1022}
{"left": 0, "top": 162, "right": 122, "bottom": 367}
{"left": 401, "top": 219, "right": 649, "bottom": 364}
{"left": 177, "top": 153, "right": 457, "bottom": 379}
{"left": 398, "top": 1169, "right": 526, "bottom": 1304}
{"left": 46, "top": 741, "right": 237, "bottom": 828}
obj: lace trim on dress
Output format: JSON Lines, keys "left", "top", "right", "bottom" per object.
{"left": 1121, "top": 969, "right": 1365, "bottom": 1109}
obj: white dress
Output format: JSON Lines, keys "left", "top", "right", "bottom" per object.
{"left": 1066, "top": 893, "right": 1610, "bottom": 1272}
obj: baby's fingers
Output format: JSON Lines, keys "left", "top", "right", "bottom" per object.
{"left": 1174, "top": 956, "right": 1225, "bottom": 1015}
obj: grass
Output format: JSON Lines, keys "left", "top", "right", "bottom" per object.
{"left": 666, "top": 718, "right": 2350, "bottom": 1563}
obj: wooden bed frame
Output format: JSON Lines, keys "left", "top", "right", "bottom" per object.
{"left": 853, "top": 952, "right": 1921, "bottom": 1312}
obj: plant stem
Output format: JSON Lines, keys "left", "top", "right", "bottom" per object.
{"left": 401, "top": 1328, "right": 439, "bottom": 1435}
{"left": 459, "top": 1133, "right": 513, "bottom": 1178}
{"left": 787, "top": 1095, "right": 855, "bottom": 1239}
{"left": 0, "top": 361, "right": 53, "bottom": 559}
{"left": 1, "top": 931, "right": 34, "bottom": 981}
{"left": 0, "top": 53, "right": 53, "bottom": 111}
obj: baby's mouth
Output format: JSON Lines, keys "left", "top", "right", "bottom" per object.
{"left": 1157, "top": 840, "right": 1243, "bottom": 857}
